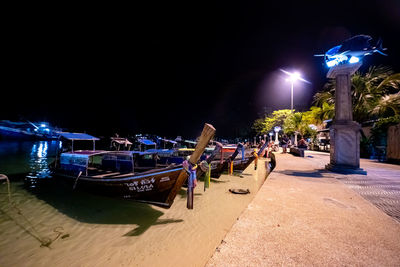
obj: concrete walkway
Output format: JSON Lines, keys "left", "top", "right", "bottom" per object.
{"left": 206, "top": 151, "right": 400, "bottom": 266}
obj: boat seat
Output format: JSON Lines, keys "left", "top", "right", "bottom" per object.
{"left": 90, "top": 172, "right": 121, "bottom": 178}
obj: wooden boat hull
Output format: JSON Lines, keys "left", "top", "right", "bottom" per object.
{"left": 232, "top": 156, "right": 256, "bottom": 171}
{"left": 54, "top": 166, "right": 183, "bottom": 208}
{"left": 209, "top": 156, "right": 256, "bottom": 178}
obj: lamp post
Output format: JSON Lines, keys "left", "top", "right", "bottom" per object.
{"left": 280, "top": 69, "right": 310, "bottom": 113}
{"left": 274, "top": 126, "right": 281, "bottom": 144}
{"left": 269, "top": 132, "right": 273, "bottom": 142}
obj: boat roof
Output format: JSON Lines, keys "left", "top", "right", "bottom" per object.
{"left": 222, "top": 146, "right": 237, "bottom": 150}
{"left": 157, "top": 137, "right": 177, "bottom": 144}
{"left": 62, "top": 150, "right": 108, "bottom": 156}
{"left": 178, "top": 148, "right": 195, "bottom": 151}
{"left": 138, "top": 138, "right": 156, "bottom": 145}
{"left": 129, "top": 151, "right": 156, "bottom": 156}
{"left": 146, "top": 148, "right": 173, "bottom": 154}
{"left": 111, "top": 137, "right": 132, "bottom": 145}
{"left": 61, "top": 150, "right": 155, "bottom": 157}
{"left": 58, "top": 132, "right": 100, "bottom": 141}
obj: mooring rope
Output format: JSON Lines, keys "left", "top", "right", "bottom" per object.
{"left": 0, "top": 174, "right": 68, "bottom": 248}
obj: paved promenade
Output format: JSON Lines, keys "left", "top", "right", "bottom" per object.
{"left": 207, "top": 151, "right": 400, "bottom": 266}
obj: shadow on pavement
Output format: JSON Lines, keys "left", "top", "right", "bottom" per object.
{"left": 275, "top": 169, "right": 333, "bottom": 178}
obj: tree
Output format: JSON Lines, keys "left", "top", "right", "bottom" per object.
{"left": 252, "top": 109, "right": 292, "bottom": 135}
{"left": 252, "top": 117, "right": 266, "bottom": 135}
{"left": 284, "top": 112, "right": 317, "bottom": 138}
{"left": 313, "top": 65, "right": 400, "bottom": 123}
{"left": 305, "top": 103, "right": 335, "bottom": 127}
{"left": 263, "top": 109, "right": 292, "bottom": 134}
{"left": 372, "top": 93, "right": 400, "bottom": 118}
{"left": 284, "top": 112, "right": 303, "bottom": 135}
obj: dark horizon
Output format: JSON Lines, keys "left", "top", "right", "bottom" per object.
{"left": 3, "top": 1, "right": 400, "bottom": 139}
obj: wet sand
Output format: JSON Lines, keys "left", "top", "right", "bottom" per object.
{"left": 0, "top": 158, "right": 269, "bottom": 267}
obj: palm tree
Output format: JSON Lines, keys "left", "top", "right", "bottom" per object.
{"left": 314, "top": 66, "right": 400, "bottom": 123}
{"left": 284, "top": 112, "right": 303, "bottom": 135}
{"left": 372, "top": 93, "right": 400, "bottom": 117}
{"left": 306, "top": 103, "right": 335, "bottom": 126}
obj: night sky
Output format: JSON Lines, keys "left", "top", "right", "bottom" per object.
{"left": 3, "top": 1, "right": 400, "bottom": 139}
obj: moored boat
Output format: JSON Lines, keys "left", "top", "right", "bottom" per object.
{"left": 206, "top": 141, "right": 268, "bottom": 178}
{"left": 54, "top": 150, "right": 184, "bottom": 207}
{"left": 52, "top": 123, "right": 216, "bottom": 208}
{"left": 0, "top": 120, "right": 60, "bottom": 140}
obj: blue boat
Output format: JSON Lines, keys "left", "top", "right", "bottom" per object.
{"left": 0, "top": 120, "right": 60, "bottom": 140}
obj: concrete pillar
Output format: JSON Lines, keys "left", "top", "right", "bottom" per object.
{"left": 325, "top": 63, "right": 366, "bottom": 174}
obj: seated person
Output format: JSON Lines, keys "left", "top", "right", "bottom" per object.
{"left": 298, "top": 137, "right": 308, "bottom": 149}
{"left": 281, "top": 135, "right": 289, "bottom": 153}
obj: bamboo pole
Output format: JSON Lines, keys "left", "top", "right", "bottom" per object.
{"left": 165, "top": 123, "right": 215, "bottom": 207}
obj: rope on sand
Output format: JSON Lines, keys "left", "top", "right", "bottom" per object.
{"left": 0, "top": 174, "right": 69, "bottom": 248}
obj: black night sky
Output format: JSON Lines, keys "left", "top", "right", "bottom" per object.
{"left": 3, "top": 1, "right": 400, "bottom": 139}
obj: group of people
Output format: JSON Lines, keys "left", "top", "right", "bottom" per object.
{"left": 260, "top": 135, "right": 308, "bottom": 157}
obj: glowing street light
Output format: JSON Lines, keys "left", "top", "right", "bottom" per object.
{"left": 269, "top": 132, "right": 273, "bottom": 142}
{"left": 280, "top": 69, "right": 311, "bottom": 112}
{"left": 274, "top": 126, "right": 281, "bottom": 144}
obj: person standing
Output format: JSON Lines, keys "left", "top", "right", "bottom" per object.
{"left": 281, "top": 135, "right": 289, "bottom": 153}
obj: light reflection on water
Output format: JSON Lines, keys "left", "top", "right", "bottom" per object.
{"left": 26, "top": 141, "right": 52, "bottom": 187}
{"left": 0, "top": 141, "right": 60, "bottom": 187}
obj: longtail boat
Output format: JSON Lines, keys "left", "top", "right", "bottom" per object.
{"left": 52, "top": 124, "right": 216, "bottom": 208}
{"left": 146, "top": 148, "right": 196, "bottom": 166}
{"left": 228, "top": 141, "right": 268, "bottom": 172}
{"left": 203, "top": 141, "right": 268, "bottom": 178}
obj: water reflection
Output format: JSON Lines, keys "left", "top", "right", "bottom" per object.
{"left": 26, "top": 141, "right": 53, "bottom": 188}
{"left": 0, "top": 140, "right": 60, "bottom": 187}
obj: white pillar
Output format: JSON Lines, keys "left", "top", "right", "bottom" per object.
{"left": 325, "top": 63, "right": 365, "bottom": 173}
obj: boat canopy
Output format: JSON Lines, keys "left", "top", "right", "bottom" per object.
{"left": 178, "top": 148, "right": 195, "bottom": 152}
{"left": 58, "top": 132, "right": 100, "bottom": 141}
{"left": 138, "top": 139, "right": 156, "bottom": 145}
{"left": 158, "top": 137, "right": 177, "bottom": 144}
{"left": 146, "top": 149, "right": 174, "bottom": 155}
{"left": 60, "top": 150, "right": 157, "bottom": 175}
{"left": 60, "top": 151, "right": 106, "bottom": 174}
{"left": 111, "top": 137, "right": 132, "bottom": 145}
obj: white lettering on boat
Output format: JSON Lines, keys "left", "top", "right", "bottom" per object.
{"left": 160, "top": 176, "right": 170, "bottom": 182}
{"left": 126, "top": 177, "right": 156, "bottom": 192}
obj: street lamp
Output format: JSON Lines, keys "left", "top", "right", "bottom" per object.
{"left": 280, "top": 69, "right": 311, "bottom": 113}
{"left": 269, "top": 132, "right": 273, "bottom": 142}
{"left": 274, "top": 126, "right": 281, "bottom": 144}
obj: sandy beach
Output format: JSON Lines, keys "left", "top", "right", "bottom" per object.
{"left": 0, "top": 158, "right": 269, "bottom": 267}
